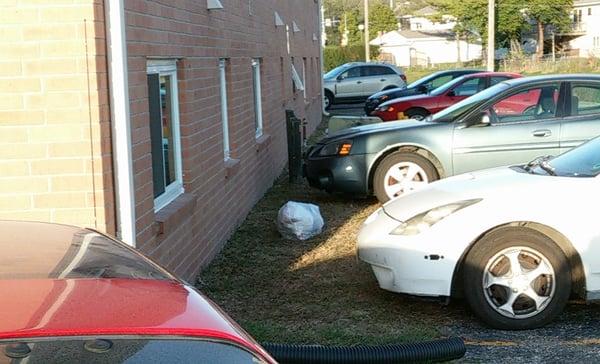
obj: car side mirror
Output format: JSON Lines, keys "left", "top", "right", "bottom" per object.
{"left": 446, "top": 90, "right": 456, "bottom": 97}
{"left": 480, "top": 113, "right": 491, "bottom": 125}
{"left": 337, "top": 75, "right": 344, "bottom": 82}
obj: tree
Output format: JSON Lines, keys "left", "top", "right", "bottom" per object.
{"left": 369, "top": 2, "right": 398, "bottom": 40}
{"left": 524, "top": 0, "right": 573, "bottom": 58}
{"left": 338, "top": 9, "right": 362, "bottom": 45}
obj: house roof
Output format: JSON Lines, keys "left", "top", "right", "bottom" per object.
{"left": 574, "top": 0, "right": 600, "bottom": 6}
{"left": 370, "top": 30, "right": 455, "bottom": 45}
{"left": 413, "top": 5, "right": 438, "bottom": 16}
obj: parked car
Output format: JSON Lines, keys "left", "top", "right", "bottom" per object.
{"left": 323, "top": 62, "right": 406, "bottom": 109}
{"left": 357, "top": 136, "right": 600, "bottom": 330}
{"left": 371, "top": 72, "right": 521, "bottom": 121}
{"left": 364, "top": 69, "right": 482, "bottom": 115}
{"left": 304, "top": 74, "right": 600, "bottom": 203}
{"left": 0, "top": 221, "right": 276, "bottom": 363}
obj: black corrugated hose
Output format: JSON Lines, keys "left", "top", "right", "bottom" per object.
{"left": 262, "top": 337, "right": 466, "bottom": 364}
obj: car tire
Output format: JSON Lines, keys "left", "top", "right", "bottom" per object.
{"left": 405, "top": 108, "right": 429, "bottom": 121}
{"left": 373, "top": 152, "right": 438, "bottom": 203}
{"left": 324, "top": 91, "right": 334, "bottom": 110}
{"left": 463, "top": 227, "right": 571, "bottom": 330}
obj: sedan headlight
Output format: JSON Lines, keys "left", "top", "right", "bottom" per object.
{"left": 390, "top": 199, "right": 482, "bottom": 236}
{"left": 318, "top": 140, "right": 353, "bottom": 157}
{"left": 375, "top": 105, "right": 394, "bottom": 113}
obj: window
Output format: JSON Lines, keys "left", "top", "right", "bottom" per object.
{"left": 302, "top": 57, "right": 307, "bottom": 99}
{"left": 571, "top": 84, "right": 600, "bottom": 116}
{"left": 252, "top": 58, "right": 263, "bottom": 138}
{"left": 451, "top": 77, "right": 484, "bottom": 97}
{"left": 364, "top": 66, "right": 396, "bottom": 76}
{"left": 490, "top": 76, "right": 510, "bottom": 86}
{"left": 291, "top": 62, "right": 305, "bottom": 93}
{"left": 219, "top": 59, "right": 231, "bottom": 160}
{"left": 589, "top": 7, "right": 592, "bottom": 15}
{"left": 490, "top": 84, "right": 560, "bottom": 123}
{"left": 427, "top": 75, "right": 452, "bottom": 89}
{"left": 146, "top": 60, "right": 183, "bottom": 211}
{"left": 339, "top": 67, "right": 360, "bottom": 79}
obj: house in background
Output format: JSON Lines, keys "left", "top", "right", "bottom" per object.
{"left": 397, "top": 5, "right": 456, "bottom": 32}
{"left": 566, "top": 0, "right": 600, "bottom": 57}
{"left": 0, "top": 0, "right": 322, "bottom": 280}
{"left": 371, "top": 30, "right": 482, "bottom": 67}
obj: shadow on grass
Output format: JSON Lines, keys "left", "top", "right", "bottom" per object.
{"left": 196, "top": 171, "right": 467, "bottom": 345}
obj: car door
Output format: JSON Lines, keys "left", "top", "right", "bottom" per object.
{"left": 435, "top": 76, "right": 486, "bottom": 113}
{"left": 559, "top": 81, "right": 600, "bottom": 153}
{"left": 361, "top": 66, "right": 397, "bottom": 95}
{"left": 335, "top": 66, "right": 362, "bottom": 98}
{"left": 452, "top": 82, "right": 564, "bottom": 175}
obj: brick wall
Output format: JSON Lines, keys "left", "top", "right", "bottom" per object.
{"left": 125, "top": 0, "right": 323, "bottom": 280}
{"left": 0, "top": 0, "right": 115, "bottom": 233}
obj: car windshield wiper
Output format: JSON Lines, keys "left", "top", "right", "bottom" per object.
{"left": 525, "top": 155, "right": 556, "bottom": 176}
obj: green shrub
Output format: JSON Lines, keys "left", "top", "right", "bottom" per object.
{"left": 324, "top": 45, "right": 381, "bottom": 71}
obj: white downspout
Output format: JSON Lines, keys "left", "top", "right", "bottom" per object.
{"left": 105, "top": 0, "right": 136, "bottom": 247}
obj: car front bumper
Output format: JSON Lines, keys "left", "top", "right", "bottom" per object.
{"left": 304, "top": 153, "right": 370, "bottom": 195}
{"left": 357, "top": 208, "right": 460, "bottom": 297}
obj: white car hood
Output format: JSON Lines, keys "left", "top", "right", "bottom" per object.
{"left": 382, "top": 166, "right": 590, "bottom": 222}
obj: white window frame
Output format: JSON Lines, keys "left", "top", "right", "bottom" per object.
{"left": 252, "top": 58, "right": 264, "bottom": 138}
{"left": 147, "top": 60, "right": 184, "bottom": 212}
{"left": 219, "top": 59, "right": 231, "bottom": 160}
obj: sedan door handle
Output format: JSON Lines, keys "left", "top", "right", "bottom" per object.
{"left": 356, "top": 81, "right": 362, "bottom": 84}
{"left": 532, "top": 129, "right": 551, "bottom": 137}
{"left": 380, "top": 79, "right": 387, "bottom": 82}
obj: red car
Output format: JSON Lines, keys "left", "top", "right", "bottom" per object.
{"left": 371, "top": 72, "right": 522, "bottom": 121}
{"left": 0, "top": 221, "right": 275, "bottom": 363}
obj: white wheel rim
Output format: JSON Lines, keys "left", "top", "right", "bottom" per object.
{"left": 411, "top": 114, "right": 425, "bottom": 121}
{"left": 482, "top": 246, "right": 556, "bottom": 319}
{"left": 324, "top": 95, "right": 330, "bottom": 108}
{"left": 383, "top": 161, "right": 429, "bottom": 199}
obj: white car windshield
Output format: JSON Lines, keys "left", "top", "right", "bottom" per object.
{"left": 546, "top": 137, "right": 600, "bottom": 177}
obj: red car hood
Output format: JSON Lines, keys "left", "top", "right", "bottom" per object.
{"left": 0, "top": 278, "right": 274, "bottom": 362}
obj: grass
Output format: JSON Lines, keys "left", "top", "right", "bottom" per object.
{"left": 197, "top": 122, "right": 452, "bottom": 346}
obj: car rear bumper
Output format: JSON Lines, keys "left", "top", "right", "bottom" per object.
{"left": 304, "top": 154, "right": 370, "bottom": 195}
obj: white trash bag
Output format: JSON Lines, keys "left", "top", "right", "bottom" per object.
{"left": 277, "top": 201, "right": 324, "bottom": 240}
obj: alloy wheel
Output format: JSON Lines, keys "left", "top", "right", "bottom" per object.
{"left": 482, "top": 246, "right": 555, "bottom": 319}
{"left": 383, "top": 161, "right": 428, "bottom": 199}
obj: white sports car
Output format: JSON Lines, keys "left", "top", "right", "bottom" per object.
{"left": 358, "top": 137, "right": 600, "bottom": 330}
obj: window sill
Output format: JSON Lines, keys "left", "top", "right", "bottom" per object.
{"left": 224, "top": 157, "right": 240, "bottom": 179}
{"left": 153, "top": 193, "right": 197, "bottom": 236}
{"left": 256, "top": 133, "right": 271, "bottom": 152}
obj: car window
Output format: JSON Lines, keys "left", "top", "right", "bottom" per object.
{"left": 428, "top": 75, "right": 453, "bottom": 89}
{"left": 490, "top": 76, "right": 510, "bottom": 86}
{"left": 571, "top": 84, "right": 600, "bottom": 116}
{"left": 0, "top": 338, "right": 267, "bottom": 364}
{"left": 363, "top": 66, "right": 395, "bottom": 76}
{"left": 547, "top": 136, "right": 600, "bottom": 177}
{"left": 452, "top": 77, "right": 484, "bottom": 97}
{"left": 490, "top": 84, "right": 560, "bottom": 123}
{"left": 339, "top": 67, "right": 360, "bottom": 80}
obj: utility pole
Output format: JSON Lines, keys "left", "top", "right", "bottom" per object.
{"left": 389, "top": 0, "right": 394, "bottom": 9}
{"left": 364, "top": 0, "right": 370, "bottom": 61}
{"left": 486, "top": 0, "right": 495, "bottom": 71}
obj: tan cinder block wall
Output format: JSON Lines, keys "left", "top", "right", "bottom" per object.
{"left": 126, "top": 0, "right": 323, "bottom": 280}
{"left": 0, "top": 0, "right": 115, "bottom": 234}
